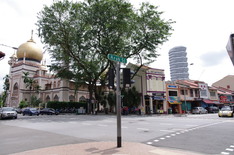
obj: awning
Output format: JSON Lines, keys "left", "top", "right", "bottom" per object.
{"left": 203, "top": 100, "right": 223, "bottom": 105}
{"left": 168, "top": 100, "right": 182, "bottom": 104}
{"left": 203, "top": 99, "right": 214, "bottom": 104}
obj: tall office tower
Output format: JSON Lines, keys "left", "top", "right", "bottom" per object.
{"left": 169, "top": 46, "right": 189, "bottom": 81}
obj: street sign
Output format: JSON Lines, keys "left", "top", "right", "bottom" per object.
{"left": 107, "top": 54, "right": 127, "bottom": 64}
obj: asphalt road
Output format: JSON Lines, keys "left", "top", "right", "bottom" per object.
{"left": 1, "top": 113, "right": 234, "bottom": 155}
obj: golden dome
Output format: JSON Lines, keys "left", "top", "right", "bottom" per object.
{"left": 17, "top": 38, "right": 43, "bottom": 62}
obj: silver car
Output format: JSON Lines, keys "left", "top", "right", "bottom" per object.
{"left": 0, "top": 107, "right": 17, "bottom": 119}
{"left": 192, "top": 107, "right": 208, "bottom": 114}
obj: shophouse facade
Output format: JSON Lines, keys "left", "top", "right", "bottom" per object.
{"left": 127, "top": 63, "right": 166, "bottom": 114}
{"left": 165, "top": 80, "right": 221, "bottom": 114}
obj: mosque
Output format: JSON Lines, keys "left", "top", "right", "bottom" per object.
{"left": 6, "top": 35, "right": 89, "bottom": 107}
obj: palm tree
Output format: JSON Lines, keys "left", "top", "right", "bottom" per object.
{"left": 22, "top": 72, "right": 40, "bottom": 106}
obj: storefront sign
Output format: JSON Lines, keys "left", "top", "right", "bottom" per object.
{"left": 167, "top": 85, "right": 177, "bottom": 88}
{"left": 152, "top": 96, "right": 165, "bottom": 100}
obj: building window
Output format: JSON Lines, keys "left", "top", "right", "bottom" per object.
{"left": 79, "top": 96, "right": 86, "bottom": 102}
{"left": 69, "top": 95, "right": 75, "bottom": 102}
{"left": 210, "top": 91, "right": 216, "bottom": 97}
{"left": 195, "top": 89, "right": 199, "bottom": 97}
{"left": 190, "top": 89, "right": 194, "bottom": 97}
{"left": 180, "top": 89, "right": 188, "bottom": 95}
{"left": 169, "top": 91, "right": 177, "bottom": 96}
{"left": 227, "top": 85, "right": 230, "bottom": 89}
{"left": 46, "top": 95, "right": 50, "bottom": 102}
{"left": 54, "top": 95, "right": 59, "bottom": 101}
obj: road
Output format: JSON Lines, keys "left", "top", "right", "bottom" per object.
{"left": 1, "top": 113, "right": 234, "bottom": 155}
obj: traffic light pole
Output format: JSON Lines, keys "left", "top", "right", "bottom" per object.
{"left": 116, "top": 62, "right": 122, "bottom": 147}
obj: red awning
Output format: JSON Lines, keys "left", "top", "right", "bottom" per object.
{"left": 203, "top": 99, "right": 222, "bottom": 104}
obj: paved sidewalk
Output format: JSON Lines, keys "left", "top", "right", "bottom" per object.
{"left": 10, "top": 142, "right": 205, "bottom": 155}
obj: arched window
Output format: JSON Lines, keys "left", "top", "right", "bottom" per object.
{"left": 54, "top": 94, "right": 59, "bottom": 101}
{"left": 46, "top": 95, "right": 50, "bottom": 102}
{"left": 69, "top": 95, "right": 75, "bottom": 102}
{"left": 13, "top": 83, "right": 18, "bottom": 94}
{"left": 79, "top": 96, "right": 86, "bottom": 102}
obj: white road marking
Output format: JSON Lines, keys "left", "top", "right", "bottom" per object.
{"left": 226, "top": 148, "right": 234, "bottom": 151}
{"left": 137, "top": 128, "right": 149, "bottom": 131}
{"left": 154, "top": 140, "right": 159, "bottom": 142}
{"left": 230, "top": 145, "right": 234, "bottom": 148}
{"left": 147, "top": 142, "right": 152, "bottom": 145}
{"left": 166, "top": 136, "right": 171, "bottom": 138}
{"left": 171, "top": 134, "right": 176, "bottom": 136}
{"left": 160, "top": 138, "right": 165, "bottom": 140}
{"left": 160, "top": 130, "right": 173, "bottom": 132}
{"left": 176, "top": 132, "right": 180, "bottom": 134}
{"left": 221, "top": 152, "right": 229, "bottom": 155}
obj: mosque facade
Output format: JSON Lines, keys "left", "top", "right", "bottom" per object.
{"left": 6, "top": 37, "right": 89, "bottom": 107}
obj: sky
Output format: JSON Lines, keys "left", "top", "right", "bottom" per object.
{"left": 0, "top": 0, "right": 234, "bottom": 92}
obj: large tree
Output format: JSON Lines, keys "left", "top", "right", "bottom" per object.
{"left": 36, "top": 0, "right": 174, "bottom": 113}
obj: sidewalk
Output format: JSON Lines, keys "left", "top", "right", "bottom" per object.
{"left": 10, "top": 142, "right": 205, "bottom": 155}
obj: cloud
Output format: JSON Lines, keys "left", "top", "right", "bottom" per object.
{"left": 200, "top": 50, "right": 228, "bottom": 67}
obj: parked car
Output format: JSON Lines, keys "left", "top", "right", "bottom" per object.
{"left": 192, "top": 107, "right": 208, "bottom": 114}
{"left": 40, "top": 108, "right": 59, "bottom": 115}
{"left": 22, "top": 108, "right": 39, "bottom": 116}
{"left": 14, "top": 108, "right": 22, "bottom": 114}
{"left": 206, "top": 106, "right": 219, "bottom": 113}
{"left": 218, "top": 106, "right": 233, "bottom": 117}
{"left": 0, "top": 107, "right": 17, "bottom": 119}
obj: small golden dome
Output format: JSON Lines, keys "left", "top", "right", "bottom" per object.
{"left": 17, "top": 39, "right": 43, "bottom": 62}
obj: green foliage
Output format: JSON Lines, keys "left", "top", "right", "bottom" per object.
{"left": 37, "top": 0, "right": 174, "bottom": 112}
{"left": 30, "top": 96, "right": 41, "bottom": 107}
{"left": 1, "top": 75, "right": 10, "bottom": 105}
{"left": 107, "top": 92, "right": 116, "bottom": 108}
{"left": 19, "top": 100, "right": 29, "bottom": 109}
{"left": 47, "top": 101, "right": 87, "bottom": 110}
{"left": 121, "top": 86, "right": 141, "bottom": 108}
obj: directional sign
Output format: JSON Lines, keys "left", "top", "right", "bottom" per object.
{"left": 107, "top": 54, "right": 127, "bottom": 64}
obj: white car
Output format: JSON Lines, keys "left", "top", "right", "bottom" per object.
{"left": 218, "top": 107, "right": 233, "bottom": 117}
{"left": 0, "top": 107, "right": 17, "bottom": 119}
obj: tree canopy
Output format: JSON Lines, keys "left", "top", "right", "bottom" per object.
{"left": 36, "top": 0, "right": 174, "bottom": 112}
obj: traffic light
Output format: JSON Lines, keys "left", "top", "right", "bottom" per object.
{"left": 122, "top": 68, "right": 135, "bottom": 87}
{"left": 108, "top": 68, "right": 115, "bottom": 89}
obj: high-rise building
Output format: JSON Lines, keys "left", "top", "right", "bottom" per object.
{"left": 169, "top": 46, "right": 189, "bottom": 81}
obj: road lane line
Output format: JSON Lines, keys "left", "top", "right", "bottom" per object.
{"left": 160, "top": 130, "right": 173, "bottom": 132}
{"left": 137, "top": 128, "right": 149, "bottom": 131}
{"left": 221, "top": 152, "right": 229, "bottom": 155}
{"left": 226, "top": 148, "right": 234, "bottom": 151}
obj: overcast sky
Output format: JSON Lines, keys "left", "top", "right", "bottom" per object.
{"left": 0, "top": 0, "right": 234, "bottom": 92}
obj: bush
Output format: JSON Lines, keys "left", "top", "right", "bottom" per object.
{"left": 19, "top": 100, "right": 29, "bottom": 109}
{"left": 46, "top": 101, "right": 87, "bottom": 110}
